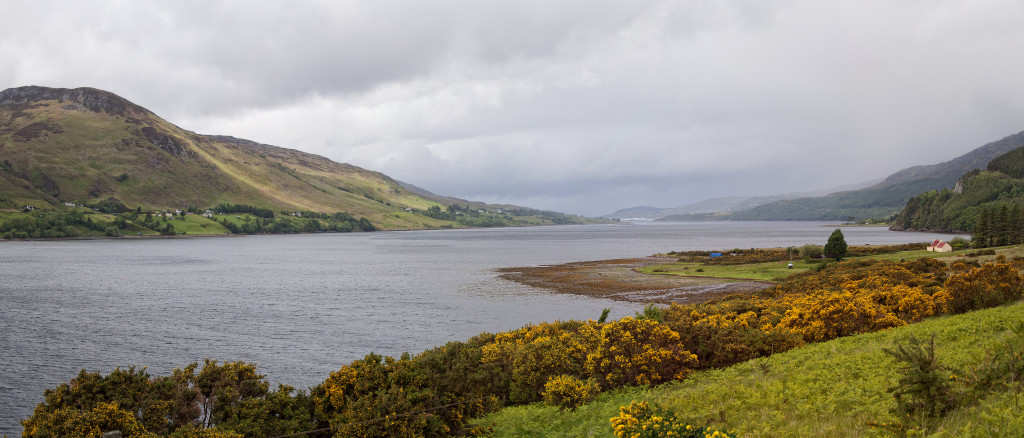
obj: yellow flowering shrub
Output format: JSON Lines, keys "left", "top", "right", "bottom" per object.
{"left": 775, "top": 289, "right": 904, "bottom": 342}
{"left": 542, "top": 374, "right": 600, "bottom": 410}
{"left": 313, "top": 353, "right": 433, "bottom": 438}
{"left": 943, "top": 262, "right": 1024, "bottom": 313}
{"left": 21, "top": 401, "right": 156, "bottom": 438}
{"left": 610, "top": 400, "right": 737, "bottom": 438}
{"left": 665, "top": 304, "right": 803, "bottom": 369}
{"left": 586, "top": 317, "right": 699, "bottom": 388}
{"left": 480, "top": 320, "right": 601, "bottom": 403}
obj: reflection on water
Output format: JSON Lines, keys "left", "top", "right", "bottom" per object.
{"left": 0, "top": 221, "right": 964, "bottom": 434}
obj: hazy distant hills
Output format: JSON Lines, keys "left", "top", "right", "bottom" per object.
{"left": 611, "top": 130, "right": 1024, "bottom": 222}
{"left": 0, "top": 86, "right": 591, "bottom": 230}
{"left": 604, "top": 181, "right": 880, "bottom": 220}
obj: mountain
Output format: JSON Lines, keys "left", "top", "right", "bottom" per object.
{"left": 891, "top": 140, "right": 1024, "bottom": 236}
{"left": 605, "top": 180, "right": 880, "bottom": 220}
{"left": 657, "top": 130, "right": 1024, "bottom": 222}
{"left": 0, "top": 86, "right": 594, "bottom": 231}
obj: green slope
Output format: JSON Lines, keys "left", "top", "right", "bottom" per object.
{"left": 480, "top": 301, "right": 1024, "bottom": 437}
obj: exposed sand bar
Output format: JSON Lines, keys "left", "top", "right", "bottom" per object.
{"left": 497, "top": 256, "right": 775, "bottom": 305}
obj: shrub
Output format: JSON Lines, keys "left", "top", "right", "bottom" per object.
{"left": 775, "top": 289, "right": 904, "bottom": 342}
{"left": 480, "top": 321, "right": 600, "bottom": 403}
{"left": 665, "top": 306, "right": 803, "bottom": 369}
{"left": 943, "top": 263, "right": 1024, "bottom": 314}
{"left": 882, "top": 335, "right": 959, "bottom": 433}
{"left": 610, "top": 400, "right": 737, "bottom": 438}
{"left": 586, "top": 318, "right": 698, "bottom": 388}
{"left": 541, "top": 375, "right": 600, "bottom": 410}
{"left": 22, "top": 401, "right": 160, "bottom": 438}
{"left": 800, "top": 244, "right": 824, "bottom": 259}
{"left": 949, "top": 236, "right": 970, "bottom": 250}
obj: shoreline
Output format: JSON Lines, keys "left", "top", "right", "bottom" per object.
{"left": 497, "top": 256, "right": 775, "bottom": 305}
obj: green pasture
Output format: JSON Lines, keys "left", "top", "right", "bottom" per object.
{"left": 639, "top": 249, "right": 955, "bottom": 282}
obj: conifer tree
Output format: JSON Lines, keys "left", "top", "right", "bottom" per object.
{"left": 996, "top": 204, "right": 1009, "bottom": 246}
{"left": 972, "top": 207, "right": 990, "bottom": 248}
{"left": 824, "top": 229, "right": 848, "bottom": 262}
{"left": 1010, "top": 204, "right": 1022, "bottom": 245}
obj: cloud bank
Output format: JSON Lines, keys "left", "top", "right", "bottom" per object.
{"left": 4, "top": 0, "right": 1024, "bottom": 215}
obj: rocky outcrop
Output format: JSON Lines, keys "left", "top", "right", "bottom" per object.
{"left": 0, "top": 86, "right": 148, "bottom": 117}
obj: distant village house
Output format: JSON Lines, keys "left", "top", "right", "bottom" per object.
{"left": 927, "top": 239, "right": 952, "bottom": 252}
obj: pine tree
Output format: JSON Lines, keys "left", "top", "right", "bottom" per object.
{"left": 996, "top": 204, "right": 1009, "bottom": 246}
{"left": 1010, "top": 204, "right": 1022, "bottom": 245}
{"left": 972, "top": 207, "right": 990, "bottom": 248}
{"left": 824, "top": 229, "right": 848, "bottom": 262}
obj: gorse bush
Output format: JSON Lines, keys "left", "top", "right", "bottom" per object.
{"left": 943, "top": 262, "right": 1024, "bottom": 313}
{"left": 542, "top": 375, "right": 600, "bottom": 410}
{"left": 21, "top": 361, "right": 308, "bottom": 438}
{"left": 609, "top": 400, "right": 737, "bottom": 438}
{"left": 587, "top": 317, "right": 699, "bottom": 388}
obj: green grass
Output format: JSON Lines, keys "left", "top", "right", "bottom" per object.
{"left": 167, "top": 214, "right": 228, "bottom": 235}
{"left": 639, "top": 249, "right": 955, "bottom": 282}
{"left": 478, "top": 301, "right": 1024, "bottom": 437}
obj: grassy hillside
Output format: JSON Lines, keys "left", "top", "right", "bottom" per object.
{"left": 0, "top": 86, "right": 601, "bottom": 232}
{"left": 480, "top": 301, "right": 1024, "bottom": 437}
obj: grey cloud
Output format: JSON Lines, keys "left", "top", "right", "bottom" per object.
{"left": 4, "top": 0, "right": 1024, "bottom": 216}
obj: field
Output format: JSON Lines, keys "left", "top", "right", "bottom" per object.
{"left": 638, "top": 249, "right": 950, "bottom": 282}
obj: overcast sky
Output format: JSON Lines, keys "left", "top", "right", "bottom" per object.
{"left": 4, "top": 1, "right": 1024, "bottom": 216}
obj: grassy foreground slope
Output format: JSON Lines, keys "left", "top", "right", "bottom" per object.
{"left": 481, "top": 301, "right": 1024, "bottom": 437}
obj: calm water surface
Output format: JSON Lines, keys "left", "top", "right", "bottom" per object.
{"left": 0, "top": 221, "right": 965, "bottom": 434}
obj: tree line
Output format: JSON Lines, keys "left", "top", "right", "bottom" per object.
{"left": 971, "top": 203, "right": 1024, "bottom": 248}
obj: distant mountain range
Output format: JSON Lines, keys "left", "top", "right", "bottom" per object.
{"left": 604, "top": 181, "right": 880, "bottom": 220}
{"left": 607, "top": 130, "right": 1024, "bottom": 222}
{"left": 0, "top": 86, "right": 596, "bottom": 230}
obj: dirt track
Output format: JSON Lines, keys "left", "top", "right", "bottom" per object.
{"left": 497, "top": 257, "right": 775, "bottom": 305}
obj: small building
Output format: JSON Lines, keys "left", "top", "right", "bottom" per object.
{"left": 927, "top": 239, "right": 953, "bottom": 253}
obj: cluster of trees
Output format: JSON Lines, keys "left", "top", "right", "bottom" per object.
{"left": 2, "top": 203, "right": 377, "bottom": 238}
{"left": 0, "top": 209, "right": 114, "bottom": 239}
{"left": 893, "top": 144, "right": 1024, "bottom": 234}
{"left": 892, "top": 172, "right": 1024, "bottom": 233}
{"left": 24, "top": 249, "right": 1024, "bottom": 437}
{"left": 418, "top": 204, "right": 584, "bottom": 227}
{"left": 971, "top": 203, "right": 1024, "bottom": 248}
{"left": 218, "top": 213, "right": 374, "bottom": 234}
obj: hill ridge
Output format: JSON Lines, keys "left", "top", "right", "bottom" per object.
{"left": 0, "top": 85, "right": 598, "bottom": 231}
{"left": 0, "top": 85, "right": 148, "bottom": 117}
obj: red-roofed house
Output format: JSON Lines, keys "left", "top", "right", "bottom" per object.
{"left": 927, "top": 239, "right": 952, "bottom": 252}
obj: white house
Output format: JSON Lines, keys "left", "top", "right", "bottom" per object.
{"left": 927, "top": 239, "right": 953, "bottom": 252}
